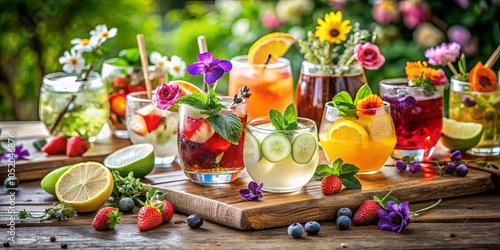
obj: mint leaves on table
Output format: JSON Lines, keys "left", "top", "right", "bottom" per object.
{"left": 332, "top": 83, "right": 372, "bottom": 118}
{"left": 269, "top": 103, "right": 298, "bottom": 130}
{"left": 18, "top": 203, "right": 76, "bottom": 221}
{"left": 315, "top": 158, "right": 362, "bottom": 190}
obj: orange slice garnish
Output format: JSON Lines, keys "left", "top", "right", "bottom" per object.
{"left": 247, "top": 33, "right": 296, "bottom": 64}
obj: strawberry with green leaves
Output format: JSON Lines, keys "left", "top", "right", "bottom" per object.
{"left": 353, "top": 192, "right": 398, "bottom": 225}
{"left": 316, "top": 158, "right": 362, "bottom": 195}
{"left": 92, "top": 207, "right": 121, "bottom": 230}
{"left": 66, "top": 135, "right": 89, "bottom": 157}
{"left": 137, "top": 205, "right": 164, "bottom": 231}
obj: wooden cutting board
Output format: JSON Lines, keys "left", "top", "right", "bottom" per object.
{"left": 151, "top": 167, "right": 494, "bottom": 230}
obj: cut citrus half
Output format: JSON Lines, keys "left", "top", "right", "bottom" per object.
{"left": 327, "top": 120, "right": 369, "bottom": 143}
{"left": 248, "top": 33, "right": 296, "bottom": 64}
{"left": 441, "top": 118, "right": 483, "bottom": 151}
{"left": 173, "top": 80, "right": 203, "bottom": 96}
{"left": 55, "top": 162, "right": 113, "bottom": 212}
{"left": 103, "top": 144, "right": 155, "bottom": 178}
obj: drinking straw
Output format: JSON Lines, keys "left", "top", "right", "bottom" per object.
{"left": 485, "top": 44, "right": 500, "bottom": 68}
{"left": 197, "top": 35, "right": 208, "bottom": 93}
{"left": 136, "top": 34, "right": 153, "bottom": 100}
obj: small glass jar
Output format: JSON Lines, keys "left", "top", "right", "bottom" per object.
{"left": 39, "top": 72, "right": 109, "bottom": 141}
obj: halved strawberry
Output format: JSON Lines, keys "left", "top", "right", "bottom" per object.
{"left": 109, "top": 93, "right": 127, "bottom": 117}
{"left": 136, "top": 105, "right": 162, "bottom": 132}
{"left": 129, "top": 115, "right": 148, "bottom": 135}
{"left": 203, "top": 133, "right": 231, "bottom": 153}
{"left": 127, "top": 84, "right": 146, "bottom": 93}
{"left": 182, "top": 117, "right": 214, "bottom": 144}
{"left": 113, "top": 77, "right": 128, "bottom": 88}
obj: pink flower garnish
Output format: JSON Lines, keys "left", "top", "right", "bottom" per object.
{"left": 353, "top": 42, "right": 386, "bottom": 70}
{"left": 424, "top": 42, "right": 461, "bottom": 66}
{"left": 153, "top": 82, "right": 180, "bottom": 110}
{"left": 372, "top": 0, "right": 400, "bottom": 25}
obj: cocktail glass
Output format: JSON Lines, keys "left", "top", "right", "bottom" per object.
{"left": 126, "top": 91, "right": 178, "bottom": 165}
{"left": 379, "top": 78, "right": 444, "bottom": 160}
{"left": 177, "top": 97, "right": 247, "bottom": 184}
{"left": 228, "top": 56, "right": 294, "bottom": 120}
{"left": 448, "top": 76, "right": 500, "bottom": 156}
{"left": 244, "top": 117, "right": 319, "bottom": 193}
{"left": 319, "top": 102, "right": 396, "bottom": 174}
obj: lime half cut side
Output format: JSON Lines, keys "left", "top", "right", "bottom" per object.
{"left": 292, "top": 133, "right": 317, "bottom": 164}
{"left": 243, "top": 133, "right": 262, "bottom": 167}
{"left": 441, "top": 118, "right": 483, "bottom": 151}
{"left": 261, "top": 133, "right": 292, "bottom": 163}
{"left": 103, "top": 143, "right": 155, "bottom": 178}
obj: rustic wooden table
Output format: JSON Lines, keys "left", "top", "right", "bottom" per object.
{"left": 1, "top": 122, "right": 500, "bottom": 249}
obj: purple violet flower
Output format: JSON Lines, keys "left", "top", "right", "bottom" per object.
{"left": 1, "top": 144, "right": 30, "bottom": 161}
{"left": 424, "top": 42, "right": 461, "bottom": 66}
{"left": 153, "top": 82, "right": 180, "bottom": 110}
{"left": 238, "top": 181, "right": 263, "bottom": 201}
{"left": 186, "top": 52, "right": 232, "bottom": 84}
{"left": 378, "top": 201, "right": 411, "bottom": 233}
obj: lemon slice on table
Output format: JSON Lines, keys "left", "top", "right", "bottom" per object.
{"left": 327, "top": 120, "right": 369, "bottom": 143}
{"left": 441, "top": 118, "right": 483, "bottom": 151}
{"left": 248, "top": 33, "right": 296, "bottom": 64}
{"left": 173, "top": 80, "right": 203, "bottom": 96}
{"left": 55, "top": 162, "right": 113, "bottom": 213}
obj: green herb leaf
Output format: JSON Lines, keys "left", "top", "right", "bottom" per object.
{"left": 339, "top": 175, "right": 362, "bottom": 190}
{"left": 315, "top": 164, "right": 335, "bottom": 177}
{"left": 118, "top": 48, "right": 140, "bottom": 65}
{"left": 339, "top": 163, "right": 359, "bottom": 176}
{"left": 330, "top": 158, "right": 343, "bottom": 176}
{"left": 332, "top": 91, "right": 354, "bottom": 107}
{"left": 283, "top": 104, "right": 299, "bottom": 130}
{"left": 207, "top": 113, "right": 243, "bottom": 144}
{"left": 354, "top": 83, "right": 372, "bottom": 105}
{"left": 177, "top": 93, "right": 208, "bottom": 110}
{"left": 269, "top": 109, "right": 285, "bottom": 130}
{"left": 374, "top": 194, "right": 401, "bottom": 209}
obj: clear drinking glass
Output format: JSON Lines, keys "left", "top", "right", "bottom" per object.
{"left": 244, "top": 117, "right": 319, "bottom": 193}
{"left": 379, "top": 78, "right": 444, "bottom": 160}
{"left": 177, "top": 97, "right": 247, "bottom": 184}
{"left": 448, "top": 76, "right": 500, "bottom": 156}
{"left": 228, "top": 56, "right": 294, "bottom": 120}
{"left": 319, "top": 102, "right": 396, "bottom": 174}
{"left": 126, "top": 91, "right": 178, "bottom": 165}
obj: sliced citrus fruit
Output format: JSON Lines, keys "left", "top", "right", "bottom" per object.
{"left": 327, "top": 120, "right": 369, "bottom": 143}
{"left": 292, "top": 133, "right": 317, "bottom": 164}
{"left": 55, "top": 162, "right": 113, "bottom": 212}
{"left": 173, "top": 80, "right": 203, "bottom": 96}
{"left": 248, "top": 32, "right": 296, "bottom": 64}
{"left": 103, "top": 144, "right": 155, "bottom": 178}
{"left": 441, "top": 118, "right": 483, "bottom": 151}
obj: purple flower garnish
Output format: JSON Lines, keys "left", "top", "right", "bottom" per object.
{"left": 450, "top": 150, "right": 462, "bottom": 162}
{"left": 238, "top": 181, "right": 263, "bottom": 201}
{"left": 153, "top": 82, "right": 180, "bottom": 110}
{"left": 424, "top": 42, "right": 461, "bottom": 66}
{"left": 378, "top": 201, "right": 411, "bottom": 233}
{"left": 1, "top": 144, "right": 30, "bottom": 161}
{"left": 186, "top": 52, "right": 232, "bottom": 84}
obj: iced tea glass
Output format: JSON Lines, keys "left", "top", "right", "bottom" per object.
{"left": 319, "top": 102, "right": 396, "bottom": 174}
{"left": 126, "top": 91, "right": 178, "bottom": 165}
{"left": 379, "top": 79, "right": 444, "bottom": 160}
{"left": 448, "top": 76, "right": 500, "bottom": 156}
{"left": 244, "top": 117, "right": 319, "bottom": 193}
{"left": 228, "top": 56, "right": 294, "bottom": 120}
{"left": 178, "top": 97, "right": 247, "bottom": 184}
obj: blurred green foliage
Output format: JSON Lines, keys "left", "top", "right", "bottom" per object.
{"left": 1, "top": 0, "right": 499, "bottom": 120}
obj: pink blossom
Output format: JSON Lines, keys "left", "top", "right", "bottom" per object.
{"left": 260, "top": 11, "right": 283, "bottom": 30}
{"left": 372, "top": 0, "right": 400, "bottom": 24}
{"left": 455, "top": 0, "right": 469, "bottom": 8}
{"left": 328, "top": 0, "right": 348, "bottom": 10}
{"left": 353, "top": 42, "right": 386, "bottom": 70}
{"left": 153, "top": 82, "right": 180, "bottom": 110}
{"left": 399, "top": 0, "right": 430, "bottom": 29}
{"left": 424, "top": 42, "right": 461, "bottom": 66}
{"left": 432, "top": 69, "right": 448, "bottom": 85}
{"left": 447, "top": 25, "right": 471, "bottom": 45}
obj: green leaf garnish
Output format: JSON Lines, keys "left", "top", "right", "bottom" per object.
{"left": 269, "top": 103, "right": 299, "bottom": 131}
{"left": 314, "top": 158, "right": 362, "bottom": 190}
{"left": 332, "top": 83, "right": 374, "bottom": 119}
{"left": 373, "top": 192, "right": 401, "bottom": 209}
{"left": 353, "top": 83, "right": 372, "bottom": 104}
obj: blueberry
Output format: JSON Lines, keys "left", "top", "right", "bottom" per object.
{"left": 450, "top": 150, "right": 462, "bottom": 162}
{"left": 187, "top": 214, "right": 203, "bottom": 228}
{"left": 395, "top": 160, "right": 407, "bottom": 172}
{"left": 304, "top": 221, "right": 321, "bottom": 235}
{"left": 456, "top": 164, "right": 468, "bottom": 177}
{"left": 118, "top": 197, "right": 135, "bottom": 213}
{"left": 336, "top": 207, "right": 353, "bottom": 218}
{"left": 409, "top": 162, "right": 422, "bottom": 173}
{"left": 287, "top": 222, "right": 304, "bottom": 238}
{"left": 443, "top": 162, "right": 457, "bottom": 174}
{"left": 336, "top": 215, "right": 351, "bottom": 230}
{"left": 462, "top": 96, "right": 477, "bottom": 107}
{"left": 4, "top": 176, "right": 19, "bottom": 190}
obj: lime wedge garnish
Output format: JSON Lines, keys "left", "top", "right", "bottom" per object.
{"left": 103, "top": 143, "right": 155, "bottom": 178}
{"left": 441, "top": 118, "right": 483, "bottom": 151}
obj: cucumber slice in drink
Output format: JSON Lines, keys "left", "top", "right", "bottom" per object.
{"left": 244, "top": 133, "right": 262, "bottom": 166}
{"left": 261, "top": 133, "right": 292, "bottom": 163}
{"left": 292, "top": 133, "right": 317, "bottom": 164}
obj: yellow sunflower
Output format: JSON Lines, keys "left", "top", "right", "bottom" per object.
{"left": 314, "top": 11, "right": 352, "bottom": 44}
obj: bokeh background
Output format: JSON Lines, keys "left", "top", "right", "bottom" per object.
{"left": 1, "top": 0, "right": 499, "bottom": 121}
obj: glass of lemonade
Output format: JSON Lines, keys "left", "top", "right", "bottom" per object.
{"left": 228, "top": 56, "right": 294, "bottom": 120}
{"left": 448, "top": 76, "right": 500, "bottom": 155}
{"left": 244, "top": 117, "right": 319, "bottom": 193}
{"left": 319, "top": 102, "right": 396, "bottom": 174}
{"left": 177, "top": 97, "right": 247, "bottom": 184}
{"left": 126, "top": 91, "right": 178, "bottom": 165}
{"left": 39, "top": 72, "right": 109, "bottom": 141}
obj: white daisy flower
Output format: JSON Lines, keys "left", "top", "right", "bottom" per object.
{"left": 150, "top": 51, "right": 169, "bottom": 72}
{"left": 167, "top": 55, "right": 186, "bottom": 78}
{"left": 70, "top": 38, "right": 93, "bottom": 52}
{"left": 58, "top": 49, "right": 85, "bottom": 74}
{"left": 90, "top": 24, "right": 117, "bottom": 45}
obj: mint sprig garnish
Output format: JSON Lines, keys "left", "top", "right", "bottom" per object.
{"left": 269, "top": 103, "right": 299, "bottom": 130}
{"left": 332, "top": 83, "right": 372, "bottom": 118}
{"left": 315, "top": 158, "right": 362, "bottom": 190}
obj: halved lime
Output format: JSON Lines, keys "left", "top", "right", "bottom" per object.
{"left": 103, "top": 143, "right": 155, "bottom": 178}
{"left": 243, "top": 133, "right": 261, "bottom": 166}
{"left": 261, "top": 133, "right": 292, "bottom": 163}
{"left": 441, "top": 118, "right": 483, "bottom": 151}
{"left": 292, "top": 133, "right": 317, "bottom": 164}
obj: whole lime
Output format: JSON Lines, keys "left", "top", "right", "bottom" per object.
{"left": 40, "top": 165, "right": 72, "bottom": 196}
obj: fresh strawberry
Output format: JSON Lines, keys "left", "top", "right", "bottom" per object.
{"left": 113, "top": 77, "right": 128, "bottom": 88}
{"left": 353, "top": 200, "right": 382, "bottom": 225}
{"left": 127, "top": 84, "right": 146, "bottom": 93}
{"left": 161, "top": 201, "right": 174, "bottom": 223}
{"left": 203, "top": 133, "right": 231, "bottom": 153}
{"left": 109, "top": 93, "right": 127, "bottom": 117}
{"left": 42, "top": 135, "right": 67, "bottom": 155}
{"left": 321, "top": 175, "right": 343, "bottom": 195}
{"left": 129, "top": 115, "right": 148, "bottom": 135}
{"left": 136, "top": 105, "right": 162, "bottom": 132}
{"left": 92, "top": 207, "right": 121, "bottom": 230}
{"left": 66, "top": 135, "right": 89, "bottom": 157}
{"left": 137, "top": 205, "right": 164, "bottom": 231}
{"left": 182, "top": 117, "right": 214, "bottom": 143}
